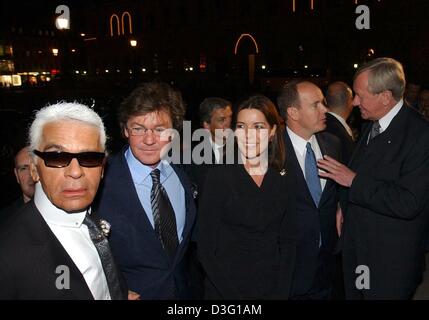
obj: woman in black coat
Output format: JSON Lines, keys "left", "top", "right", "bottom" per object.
{"left": 197, "top": 95, "right": 296, "bottom": 299}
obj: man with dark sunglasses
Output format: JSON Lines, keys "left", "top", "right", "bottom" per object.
{"left": 0, "top": 102, "right": 128, "bottom": 300}
{"left": 95, "top": 82, "right": 197, "bottom": 299}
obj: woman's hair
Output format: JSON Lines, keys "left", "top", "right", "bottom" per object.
{"left": 234, "top": 95, "right": 286, "bottom": 172}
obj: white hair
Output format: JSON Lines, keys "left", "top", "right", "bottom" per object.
{"left": 29, "top": 102, "right": 106, "bottom": 153}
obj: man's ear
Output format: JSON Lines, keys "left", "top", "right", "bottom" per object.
{"left": 30, "top": 161, "right": 40, "bottom": 182}
{"left": 124, "top": 127, "right": 129, "bottom": 138}
{"left": 13, "top": 168, "right": 19, "bottom": 184}
{"left": 381, "top": 90, "right": 394, "bottom": 106}
{"left": 202, "top": 121, "right": 210, "bottom": 130}
{"left": 287, "top": 106, "right": 300, "bottom": 121}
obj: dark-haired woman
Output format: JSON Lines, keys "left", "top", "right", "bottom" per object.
{"left": 197, "top": 95, "right": 296, "bottom": 299}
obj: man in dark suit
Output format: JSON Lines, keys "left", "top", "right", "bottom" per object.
{"left": 419, "top": 88, "right": 429, "bottom": 120}
{"left": 95, "top": 82, "right": 197, "bottom": 299}
{"left": 325, "top": 81, "right": 356, "bottom": 163}
{"left": 277, "top": 80, "right": 341, "bottom": 299}
{"left": 185, "top": 97, "right": 232, "bottom": 196}
{"left": 0, "top": 102, "right": 127, "bottom": 300}
{"left": 0, "top": 146, "right": 35, "bottom": 225}
{"left": 318, "top": 57, "right": 429, "bottom": 299}
{"left": 183, "top": 97, "right": 232, "bottom": 299}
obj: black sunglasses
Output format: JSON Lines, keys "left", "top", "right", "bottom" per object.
{"left": 33, "top": 150, "right": 105, "bottom": 168}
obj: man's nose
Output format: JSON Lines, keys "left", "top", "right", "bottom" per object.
{"left": 143, "top": 131, "right": 156, "bottom": 145}
{"left": 352, "top": 95, "right": 360, "bottom": 106}
{"left": 65, "top": 158, "right": 84, "bottom": 178}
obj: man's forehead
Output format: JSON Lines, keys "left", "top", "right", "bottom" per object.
{"left": 15, "top": 149, "right": 31, "bottom": 165}
{"left": 39, "top": 121, "right": 101, "bottom": 150}
{"left": 129, "top": 110, "right": 172, "bottom": 125}
{"left": 213, "top": 107, "right": 232, "bottom": 116}
{"left": 299, "top": 83, "right": 323, "bottom": 101}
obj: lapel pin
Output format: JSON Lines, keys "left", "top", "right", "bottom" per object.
{"left": 280, "top": 169, "right": 287, "bottom": 176}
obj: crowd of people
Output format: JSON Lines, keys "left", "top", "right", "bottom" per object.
{"left": 0, "top": 57, "right": 429, "bottom": 300}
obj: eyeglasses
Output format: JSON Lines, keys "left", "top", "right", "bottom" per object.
{"left": 126, "top": 126, "right": 167, "bottom": 137}
{"left": 33, "top": 150, "right": 105, "bottom": 168}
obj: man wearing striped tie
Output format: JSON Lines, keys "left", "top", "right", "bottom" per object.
{"left": 95, "top": 82, "right": 197, "bottom": 299}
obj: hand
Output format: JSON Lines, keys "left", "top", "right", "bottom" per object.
{"left": 317, "top": 155, "right": 356, "bottom": 187}
{"left": 336, "top": 206, "right": 344, "bottom": 237}
{"left": 128, "top": 290, "right": 140, "bottom": 300}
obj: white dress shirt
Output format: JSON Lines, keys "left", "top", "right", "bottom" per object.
{"left": 208, "top": 137, "right": 225, "bottom": 164}
{"left": 328, "top": 111, "right": 354, "bottom": 138}
{"left": 34, "top": 182, "right": 111, "bottom": 300}
{"left": 287, "top": 127, "right": 327, "bottom": 191}
{"left": 367, "top": 99, "right": 403, "bottom": 143}
{"left": 378, "top": 99, "right": 403, "bottom": 133}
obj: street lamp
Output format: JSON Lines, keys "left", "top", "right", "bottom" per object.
{"left": 129, "top": 40, "right": 139, "bottom": 82}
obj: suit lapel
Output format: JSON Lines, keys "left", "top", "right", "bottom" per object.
{"left": 171, "top": 164, "right": 196, "bottom": 252}
{"left": 350, "top": 106, "right": 410, "bottom": 170}
{"left": 285, "top": 131, "right": 315, "bottom": 206}
{"left": 348, "top": 123, "right": 371, "bottom": 167}
{"left": 316, "top": 133, "right": 336, "bottom": 206}
{"left": 28, "top": 202, "right": 94, "bottom": 299}
{"left": 117, "top": 151, "right": 159, "bottom": 235}
{"left": 117, "top": 149, "right": 196, "bottom": 263}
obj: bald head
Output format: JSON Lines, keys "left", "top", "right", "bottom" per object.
{"left": 326, "top": 81, "right": 354, "bottom": 119}
{"left": 14, "top": 146, "right": 35, "bottom": 203}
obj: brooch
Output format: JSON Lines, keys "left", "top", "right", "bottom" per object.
{"left": 191, "top": 183, "right": 198, "bottom": 199}
{"left": 280, "top": 169, "right": 287, "bottom": 176}
{"left": 99, "top": 219, "right": 111, "bottom": 237}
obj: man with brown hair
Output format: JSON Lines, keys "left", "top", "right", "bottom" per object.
{"left": 95, "top": 82, "right": 197, "bottom": 299}
{"left": 278, "top": 80, "right": 341, "bottom": 299}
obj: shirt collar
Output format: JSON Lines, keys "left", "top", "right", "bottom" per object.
{"left": 208, "top": 135, "right": 225, "bottom": 149}
{"left": 125, "top": 146, "right": 173, "bottom": 185}
{"left": 34, "top": 182, "right": 87, "bottom": 228}
{"left": 378, "top": 99, "right": 403, "bottom": 132}
{"left": 286, "top": 126, "right": 316, "bottom": 157}
{"left": 328, "top": 111, "right": 353, "bottom": 137}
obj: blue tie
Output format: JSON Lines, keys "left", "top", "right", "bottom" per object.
{"left": 305, "top": 142, "right": 322, "bottom": 207}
